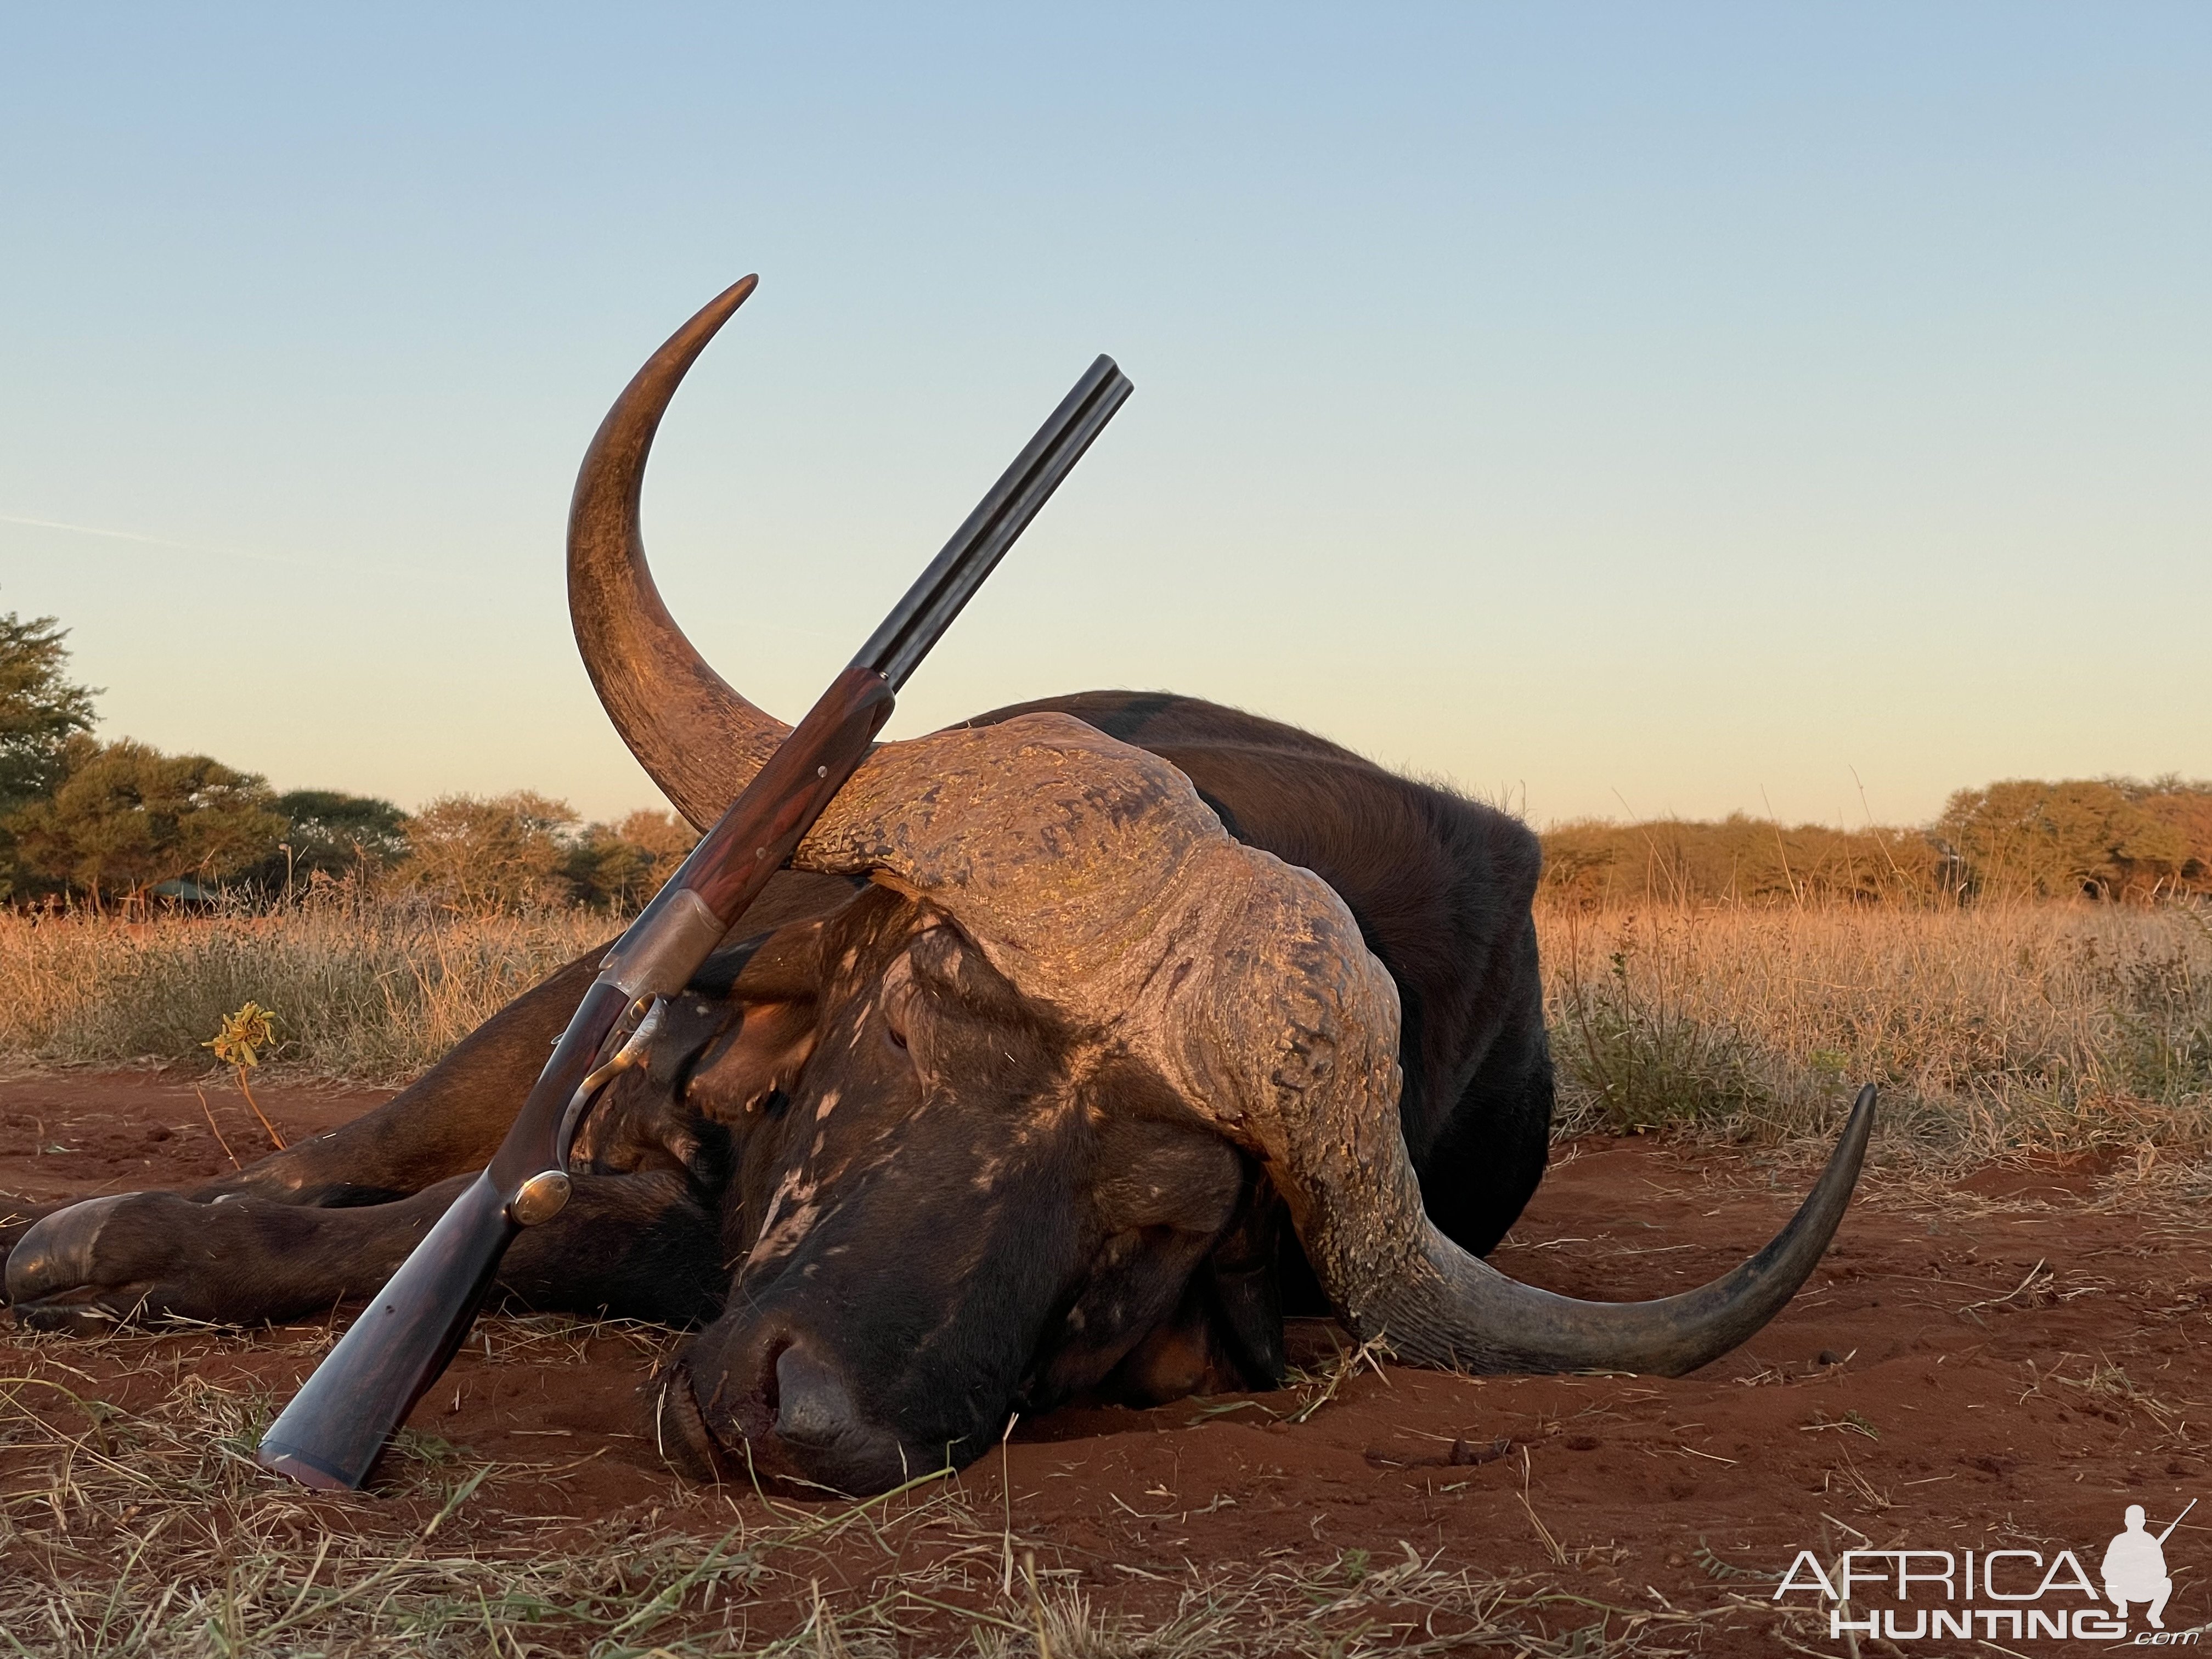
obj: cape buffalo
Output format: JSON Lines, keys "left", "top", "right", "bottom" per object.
{"left": 4, "top": 278, "right": 1873, "bottom": 1496}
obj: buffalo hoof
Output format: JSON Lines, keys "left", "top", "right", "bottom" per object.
{"left": 7, "top": 1191, "right": 320, "bottom": 1333}
{"left": 7, "top": 1195, "right": 160, "bottom": 1331}
{"left": 0, "top": 1198, "right": 70, "bottom": 1302}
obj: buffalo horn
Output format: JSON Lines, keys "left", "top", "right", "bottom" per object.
{"left": 795, "top": 730, "right": 1877, "bottom": 1377}
{"left": 568, "top": 274, "right": 797, "bottom": 831}
{"left": 567, "top": 286, "right": 1872, "bottom": 1377}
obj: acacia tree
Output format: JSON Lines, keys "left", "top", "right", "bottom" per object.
{"left": 8, "top": 736, "right": 286, "bottom": 909}
{"left": 401, "top": 791, "right": 579, "bottom": 913}
{"left": 1937, "top": 778, "right": 2201, "bottom": 901}
{"left": 566, "top": 809, "right": 697, "bottom": 911}
{"left": 2139, "top": 783, "right": 2212, "bottom": 895}
{"left": 0, "top": 611, "right": 99, "bottom": 812}
{"left": 0, "top": 611, "right": 101, "bottom": 898}
{"left": 245, "top": 789, "right": 411, "bottom": 890}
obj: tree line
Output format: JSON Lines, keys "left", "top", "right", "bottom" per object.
{"left": 3, "top": 610, "right": 2204, "bottom": 913}
{"left": 0, "top": 612, "right": 695, "bottom": 913}
{"left": 1541, "top": 780, "right": 2212, "bottom": 907}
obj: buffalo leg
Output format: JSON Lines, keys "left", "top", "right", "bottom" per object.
{"left": 7, "top": 1170, "right": 723, "bottom": 1334}
{"left": 0, "top": 872, "right": 859, "bottom": 1294}
{"left": 174, "top": 872, "right": 860, "bottom": 1210}
{"left": 0, "top": 956, "right": 605, "bottom": 1289}
{"left": 192, "top": 951, "right": 609, "bottom": 1208}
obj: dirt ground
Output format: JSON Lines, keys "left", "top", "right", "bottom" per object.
{"left": 2, "top": 1069, "right": 2206, "bottom": 1655}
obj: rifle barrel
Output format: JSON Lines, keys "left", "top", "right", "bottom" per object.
{"left": 2157, "top": 1497, "right": 2197, "bottom": 1544}
{"left": 856, "top": 356, "right": 1131, "bottom": 690}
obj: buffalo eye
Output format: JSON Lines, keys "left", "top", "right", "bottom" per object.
{"left": 879, "top": 968, "right": 916, "bottom": 1053}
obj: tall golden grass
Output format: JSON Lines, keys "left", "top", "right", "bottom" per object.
{"left": 2, "top": 890, "right": 2206, "bottom": 1163}
{"left": 1538, "top": 898, "right": 2212, "bottom": 1162}
{"left": 0, "top": 891, "right": 611, "bottom": 1083}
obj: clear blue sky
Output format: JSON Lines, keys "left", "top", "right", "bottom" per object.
{"left": 3, "top": 6, "right": 2205, "bottom": 828}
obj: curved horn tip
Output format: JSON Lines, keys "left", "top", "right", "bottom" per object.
{"left": 1365, "top": 1076, "right": 1881, "bottom": 1380}
{"left": 679, "top": 273, "right": 759, "bottom": 340}
{"left": 655, "top": 274, "right": 761, "bottom": 360}
{"left": 1632, "top": 1078, "right": 1878, "bottom": 1379}
{"left": 565, "top": 268, "right": 795, "bottom": 829}
{"left": 1822, "top": 1080, "right": 1877, "bottom": 1219}
{"left": 1848, "top": 1079, "right": 1878, "bottom": 1128}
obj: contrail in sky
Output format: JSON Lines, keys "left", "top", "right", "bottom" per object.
{"left": 0, "top": 512, "right": 323, "bottom": 571}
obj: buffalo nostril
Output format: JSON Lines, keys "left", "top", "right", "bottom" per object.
{"left": 770, "top": 1345, "right": 862, "bottom": 1450}
{"left": 679, "top": 1320, "right": 916, "bottom": 1493}
{"left": 724, "top": 1333, "right": 789, "bottom": 1442}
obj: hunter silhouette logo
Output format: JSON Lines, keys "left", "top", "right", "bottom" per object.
{"left": 2106, "top": 1502, "right": 2193, "bottom": 1631}
{"left": 1774, "top": 1500, "right": 2199, "bottom": 1644}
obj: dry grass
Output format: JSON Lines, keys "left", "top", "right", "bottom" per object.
{"left": 3, "top": 891, "right": 2207, "bottom": 1162}
{"left": 0, "top": 893, "right": 610, "bottom": 1084}
{"left": 1538, "top": 899, "right": 2212, "bottom": 1165}
{"left": 0, "top": 1315, "right": 1737, "bottom": 1658}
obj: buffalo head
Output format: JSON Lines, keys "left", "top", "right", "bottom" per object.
{"left": 586, "top": 883, "right": 1272, "bottom": 1492}
{"left": 564, "top": 279, "right": 1874, "bottom": 1494}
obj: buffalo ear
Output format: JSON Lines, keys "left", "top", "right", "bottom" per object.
{"left": 682, "top": 995, "right": 820, "bottom": 1122}
{"left": 1203, "top": 1170, "right": 1286, "bottom": 1388}
{"left": 675, "top": 915, "right": 833, "bottom": 1122}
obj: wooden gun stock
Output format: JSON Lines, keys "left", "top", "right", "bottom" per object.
{"left": 255, "top": 666, "right": 891, "bottom": 1489}
{"left": 256, "top": 313, "right": 1131, "bottom": 1489}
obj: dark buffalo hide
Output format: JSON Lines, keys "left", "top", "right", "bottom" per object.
{"left": 4, "top": 692, "right": 1551, "bottom": 1494}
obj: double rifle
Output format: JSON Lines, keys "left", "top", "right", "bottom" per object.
{"left": 258, "top": 300, "right": 1132, "bottom": 1489}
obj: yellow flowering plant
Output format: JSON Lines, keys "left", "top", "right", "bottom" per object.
{"left": 204, "top": 1001, "right": 287, "bottom": 1149}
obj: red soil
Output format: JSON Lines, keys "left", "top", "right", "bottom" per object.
{"left": 4, "top": 1069, "right": 2206, "bottom": 1651}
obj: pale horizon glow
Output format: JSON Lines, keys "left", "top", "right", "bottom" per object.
{"left": 3, "top": 7, "right": 2206, "bottom": 831}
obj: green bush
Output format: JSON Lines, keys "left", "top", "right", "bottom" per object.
{"left": 1936, "top": 777, "right": 2212, "bottom": 902}
{"left": 7, "top": 736, "right": 284, "bottom": 907}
